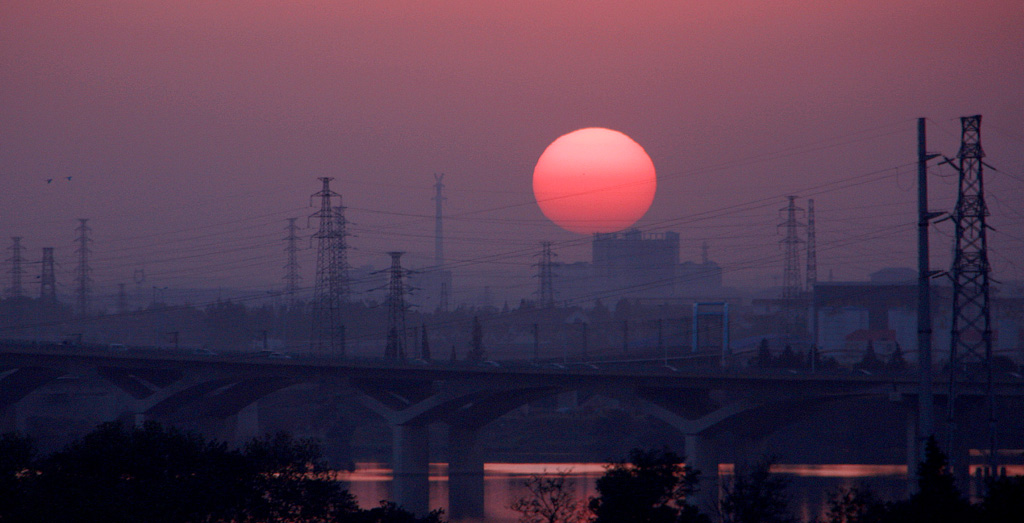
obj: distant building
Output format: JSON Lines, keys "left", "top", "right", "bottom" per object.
{"left": 554, "top": 229, "right": 723, "bottom": 304}
{"left": 812, "top": 268, "right": 1023, "bottom": 363}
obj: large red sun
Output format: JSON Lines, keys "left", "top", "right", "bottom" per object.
{"left": 533, "top": 128, "right": 656, "bottom": 234}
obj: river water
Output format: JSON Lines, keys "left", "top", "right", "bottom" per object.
{"left": 334, "top": 462, "right": 960, "bottom": 522}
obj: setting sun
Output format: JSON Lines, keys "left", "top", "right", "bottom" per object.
{"left": 533, "top": 128, "right": 657, "bottom": 234}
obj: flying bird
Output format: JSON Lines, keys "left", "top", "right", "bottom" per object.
{"left": 46, "top": 178, "right": 52, "bottom": 183}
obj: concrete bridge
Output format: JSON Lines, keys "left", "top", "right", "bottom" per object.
{"left": 2, "top": 343, "right": 1022, "bottom": 517}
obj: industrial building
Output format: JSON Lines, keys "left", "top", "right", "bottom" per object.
{"left": 555, "top": 229, "right": 722, "bottom": 304}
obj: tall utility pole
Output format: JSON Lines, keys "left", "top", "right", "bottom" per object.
{"left": 385, "top": 251, "right": 409, "bottom": 360}
{"left": 333, "top": 204, "right": 352, "bottom": 304}
{"left": 535, "top": 241, "right": 556, "bottom": 308}
{"left": 6, "top": 237, "right": 25, "bottom": 298}
{"left": 74, "top": 219, "right": 92, "bottom": 316}
{"left": 916, "top": 118, "right": 941, "bottom": 463}
{"left": 283, "top": 218, "right": 302, "bottom": 305}
{"left": 310, "top": 177, "right": 344, "bottom": 355}
{"left": 433, "top": 173, "right": 450, "bottom": 312}
{"left": 946, "top": 115, "right": 996, "bottom": 477}
{"left": 40, "top": 247, "right": 56, "bottom": 303}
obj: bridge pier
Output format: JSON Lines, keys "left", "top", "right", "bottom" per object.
{"left": 448, "top": 423, "right": 485, "bottom": 520}
{"left": 905, "top": 405, "right": 918, "bottom": 496}
{"left": 686, "top": 433, "right": 719, "bottom": 513}
{"left": 392, "top": 423, "right": 430, "bottom": 516}
{"left": 229, "top": 402, "right": 260, "bottom": 445}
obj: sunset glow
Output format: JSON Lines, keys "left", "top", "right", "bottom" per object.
{"left": 533, "top": 128, "right": 656, "bottom": 234}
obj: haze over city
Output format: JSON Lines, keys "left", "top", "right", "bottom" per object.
{"left": 5, "top": 3, "right": 1024, "bottom": 523}
{"left": 2, "top": 1, "right": 1022, "bottom": 306}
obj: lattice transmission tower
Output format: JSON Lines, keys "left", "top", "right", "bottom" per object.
{"left": 805, "top": 199, "right": 817, "bottom": 291}
{"left": 283, "top": 218, "right": 302, "bottom": 305}
{"left": 333, "top": 204, "right": 351, "bottom": 304}
{"left": 384, "top": 251, "right": 409, "bottom": 360}
{"left": 945, "top": 115, "right": 996, "bottom": 474}
{"left": 779, "top": 196, "right": 804, "bottom": 300}
{"left": 805, "top": 199, "right": 818, "bottom": 353}
{"left": 433, "top": 173, "right": 450, "bottom": 312}
{"left": 309, "top": 177, "right": 345, "bottom": 355}
{"left": 74, "top": 219, "right": 92, "bottom": 315}
{"left": 778, "top": 196, "right": 805, "bottom": 344}
{"left": 6, "top": 237, "right": 25, "bottom": 299}
{"left": 535, "top": 241, "right": 556, "bottom": 308}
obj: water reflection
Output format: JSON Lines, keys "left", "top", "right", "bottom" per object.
{"left": 335, "top": 462, "right": 941, "bottom": 522}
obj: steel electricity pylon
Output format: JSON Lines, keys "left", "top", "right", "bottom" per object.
{"left": 310, "top": 177, "right": 345, "bottom": 355}
{"left": 944, "top": 115, "right": 996, "bottom": 476}
{"left": 6, "top": 237, "right": 25, "bottom": 299}
{"left": 384, "top": 251, "right": 409, "bottom": 360}
{"left": 805, "top": 199, "right": 818, "bottom": 356}
{"left": 779, "top": 196, "right": 804, "bottom": 300}
{"left": 433, "top": 173, "right": 450, "bottom": 312}
{"left": 535, "top": 241, "right": 556, "bottom": 308}
{"left": 805, "top": 199, "right": 817, "bottom": 292}
{"left": 283, "top": 218, "right": 302, "bottom": 305}
{"left": 74, "top": 219, "right": 92, "bottom": 316}
{"left": 333, "top": 204, "right": 351, "bottom": 304}
{"left": 778, "top": 196, "right": 805, "bottom": 343}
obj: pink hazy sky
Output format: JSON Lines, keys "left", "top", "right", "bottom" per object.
{"left": 1, "top": 1, "right": 1022, "bottom": 302}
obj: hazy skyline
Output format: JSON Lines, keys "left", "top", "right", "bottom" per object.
{"left": 2, "top": 1, "right": 1023, "bottom": 304}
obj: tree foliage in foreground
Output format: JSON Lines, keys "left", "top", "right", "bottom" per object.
{"left": 718, "top": 458, "right": 794, "bottom": 523}
{"left": 510, "top": 470, "right": 591, "bottom": 523}
{"left": 509, "top": 440, "right": 1024, "bottom": 523}
{"left": 0, "top": 422, "right": 442, "bottom": 523}
{"left": 589, "top": 448, "right": 708, "bottom": 523}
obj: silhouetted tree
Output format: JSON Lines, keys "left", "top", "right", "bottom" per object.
{"left": 806, "top": 346, "right": 820, "bottom": 370}
{"left": 719, "top": 458, "right": 793, "bottom": 523}
{"left": 855, "top": 341, "right": 883, "bottom": 372}
{"left": 26, "top": 421, "right": 252, "bottom": 523}
{"left": 887, "top": 343, "right": 907, "bottom": 372}
{"left": 819, "top": 485, "right": 887, "bottom": 523}
{"left": 240, "top": 431, "right": 360, "bottom": 522}
{"left": 778, "top": 345, "right": 801, "bottom": 368}
{"left": 886, "top": 436, "right": 973, "bottom": 523}
{"left": 467, "top": 316, "right": 485, "bottom": 361}
{"left": 511, "top": 470, "right": 590, "bottom": 523}
{"left": 420, "top": 324, "right": 431, "bottom": 360}
{"left": 352, "top": 501, "right": 445, "bottom": 523}
{"left": 755, "top": 339, "right": 773, "bottom": 368}
{"left": 589, "top": 447, "right": 708, "bottom": 523}
{"left": 0, "top": 422, "right": 443, "bottom": 523}
{"left": 979, "top": 475, "right": 1024, "bottom": 523}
